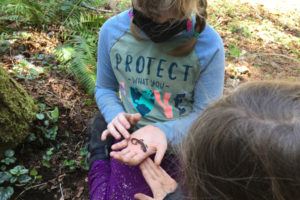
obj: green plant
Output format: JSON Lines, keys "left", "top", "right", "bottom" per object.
{"left": 0, "top": 40, "right": 10, "bottom": 53}
{"left": 0, "top": 0, "right": 46, "bottom": 26}
{"left": 0, "top": 150, "right": 37, "bottom": 200}
{"left": 0, "top": 0, "right": 108, "bottom": 29}
{"left": 1, "top": 150, "right": 16, "bottom": 166}
{"left": 21, "top": 32, "right": 32, "bottom": 39}
{"left": 29, "top": 169, "right": 42, "bottom": 182}
{"left": 79, "top": 147, "right": 89, "bottom": 170}
{"left": 114, "top": 0, "right": 131, "bottom": 11}
{"left": 65, "top": 12, "right": 106, "bottom": 39}
{"left": 12, "top": 60, "right": 41, "bottom": 81}
{"left": 42, "top": 147, "right": 54, "bottom": 168}
{"left": 55, "top": 3, "right": 106, "bottom": 95}
{"left": 85, "top": 98, "right": 93, "bottom": 106}
{"left": 2, "top": 0, "right": 106, "bottom": 95}
{"left": 0, "top": 187, "right": 13, "bottom": 200}
{"left": 63, "top": 160, "right": 76, "bottom": 171}
{"left": 36, "top": 105, "right": 59, "bottom": 141}
{"left": 65, "top": 36, "right": 97, "bottom": 95}
{"left": 9, "top": 165, "right": 31, "bottom": 184}
{"left": 228, "top": 43, "right": 242, "bottom": 59}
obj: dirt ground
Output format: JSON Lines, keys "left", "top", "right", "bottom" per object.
{"left": 0, "top": 0, "right": 299, "bottom": 199}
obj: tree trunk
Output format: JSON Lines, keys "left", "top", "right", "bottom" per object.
{"left": 0, "top": 66, "right": 38, "bottom": 155}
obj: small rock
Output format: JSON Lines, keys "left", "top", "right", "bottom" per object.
{"left": 237, "top": 65, "right": 250, "bottom": 74}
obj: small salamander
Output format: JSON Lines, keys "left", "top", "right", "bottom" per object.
{"left": 131, "top": 138, "right": 148, "bottom": 152}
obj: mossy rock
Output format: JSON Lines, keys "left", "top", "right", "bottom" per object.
{"left": 0, "top": 66, "right": 38, "bottom": 156}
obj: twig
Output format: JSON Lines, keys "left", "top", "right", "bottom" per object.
{"left": 15, "top": 182, "right": 48, "bottom": 200}
{"left": 9, "top": 47, "right": 15, "bottom": 66}
{"left": 60, "top": 183, "right": 65, "bottom": 200}
{"left": 81, "top": 126, "right": 87, "bottom": 133}
{"left": 253, "top": 52, "right": 300, "bottom": 63}
{"left": 57, "top": 79, "right": 78, "bottom": 93}
{"left": 74, "top": 140, "right": 83, "bottom": 151}
{"left": 46, "top": 90, "right": 61, "bottom": 99}
{"left": 81, "top": 5, "right": 114, "bottom": 13}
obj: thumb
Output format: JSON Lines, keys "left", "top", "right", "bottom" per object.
{"left": 134, "top": 193, "right": 154, "bottom": 200}
{"left": 154, "top": 144, "right": 167, "bottom": 166}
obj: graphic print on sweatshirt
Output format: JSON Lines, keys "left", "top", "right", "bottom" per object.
{"left": 110, "top": 30, "right": 202, "bottom": 125}
{"left": 130, "top": 87, "right": 154, "bottom": 117}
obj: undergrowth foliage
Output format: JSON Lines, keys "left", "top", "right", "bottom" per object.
{"left": 68, "top": 36, "right": 98, "bottom": 95}
{"left": 0, "top": 1, "right": 107, "bottom": 199}
{"left": 1, "top": 0, "right": 108, "bottom": 95}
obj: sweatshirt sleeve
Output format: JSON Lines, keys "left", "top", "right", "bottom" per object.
{"left": 153, "top": 44, "right": 225, "bottom": 144}
{"left": 94, "top": 19, "right": 126, "bottom": 123}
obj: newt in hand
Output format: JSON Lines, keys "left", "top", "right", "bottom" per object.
{"left": 131, "top": 138, "right": 148, "bottom": 152}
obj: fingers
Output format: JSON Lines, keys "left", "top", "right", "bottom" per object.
{"left": 146, "top": 158, "right": 161, "bottom": 177}
{"left": 110, "top": 114, "right": 131, "bottom": 139}
{"left": 111, "top": 139, "right": 128, "bottom": 150}
{"left": 140, "top": 158, "right": 155, "bottom": 181}
{"left": 141, "top": 158, "right": 160, "bottom": 180}
{"left": 134, "top": 193, "right": 154, "bottom": 200}
{"left": 110, "top": 148, "right": 142, "bottom": 166}
{"left": 154, "top": 144, "right": 167, "bottom": 166}
{"left": 118, "top": 114, "right": 131, "bottom": 129}
{"left": 148, "top": 158, "right": 174, "bottom": 183}
{"left": 102, "top": 113, "right": 142, "bottom": 141}
{"left": 110, "top": 147, "right": 130, "bottom": 161}
{"left": 115, "top": 113, "right": 141, "bottom": 138}
{"left": 101, "top": 129, "right": 112, "bottom": 141}
{"left": 110, "top": 151, "right": 122, "bottom": 161}
{"left": 141, "top": 158, "right": 171, "bottom": 182}
{"left": 107, "top": 123, "right": 122, "bottom": 140}
{"left": 129, "top": 113, "right": 142, "bottom": 126}
{"left": 114, "top": 119, "right": 130, "bottom": 139}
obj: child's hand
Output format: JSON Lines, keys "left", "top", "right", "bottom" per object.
{"left": 110, "top": 125, "right": 167, "bottom": 166}
{"left": 101, "top": 113, "right": 142, "bottom": 141}
{"left": 134, "top": 158, "right": 177, "bottom": 200}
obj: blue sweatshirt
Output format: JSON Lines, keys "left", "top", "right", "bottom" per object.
{"left": 95, "top": 9, "right": 225, "bottom": 144}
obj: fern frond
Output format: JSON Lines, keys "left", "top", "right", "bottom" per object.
{"left": 66, "top": 13, "right": 105, "bottom": 39}
{"left": 67, "top": 36, "right": 98, "bottom": 95}
{"left": 0, "top": 0, "right": 46, "bottom": 25}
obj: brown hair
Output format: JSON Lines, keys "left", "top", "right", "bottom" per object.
{"left": 181, "top": 81, "right": 300, "bottom": 200}
{"left": 131, "top": 0, "right": 207, "bottom": 57}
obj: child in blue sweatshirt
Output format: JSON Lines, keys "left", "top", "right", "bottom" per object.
{"left": 87, "top": 0, "right": 225, "bottom": 199}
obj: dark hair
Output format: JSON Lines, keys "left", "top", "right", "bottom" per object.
{"left": 181, "top": 81, "right": 300, "bottom": 200}
{"left": 131, "top": 0, "right": 207, "bottom": 57}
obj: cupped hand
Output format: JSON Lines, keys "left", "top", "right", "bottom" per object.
{"left": 101, "top": 113, "right": 141, "bottom": 141}
{"left": 134, "top": 158, "right": 177, "bottom": 200}
{"left": 110, "top": 125, "right": 167, "bottom": 166}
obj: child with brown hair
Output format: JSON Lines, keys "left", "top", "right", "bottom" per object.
{"left": 87, "top": 0, "right": 225, "bottom": 199}
{"left": 135, "top": 81, "right": 300, "bottom": 200}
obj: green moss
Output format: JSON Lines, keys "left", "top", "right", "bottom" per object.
{"left": 0, "top": 66, "right": 38, "bottom": 147}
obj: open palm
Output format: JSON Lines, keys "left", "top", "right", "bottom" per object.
{"left": 110, "top": 125, "right": 167, "bottom": 166}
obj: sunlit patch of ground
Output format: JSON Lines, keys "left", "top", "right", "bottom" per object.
{"left": 208, "top": 0, "right": 299, "bottom": 93}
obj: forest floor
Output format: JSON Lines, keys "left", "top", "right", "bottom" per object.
{"left": 0, "top": 0, "right": 299, "bottom": 199}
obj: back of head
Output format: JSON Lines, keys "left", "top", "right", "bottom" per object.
{"left": 181, "top": 81, "right": 300, "bottom": 200}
